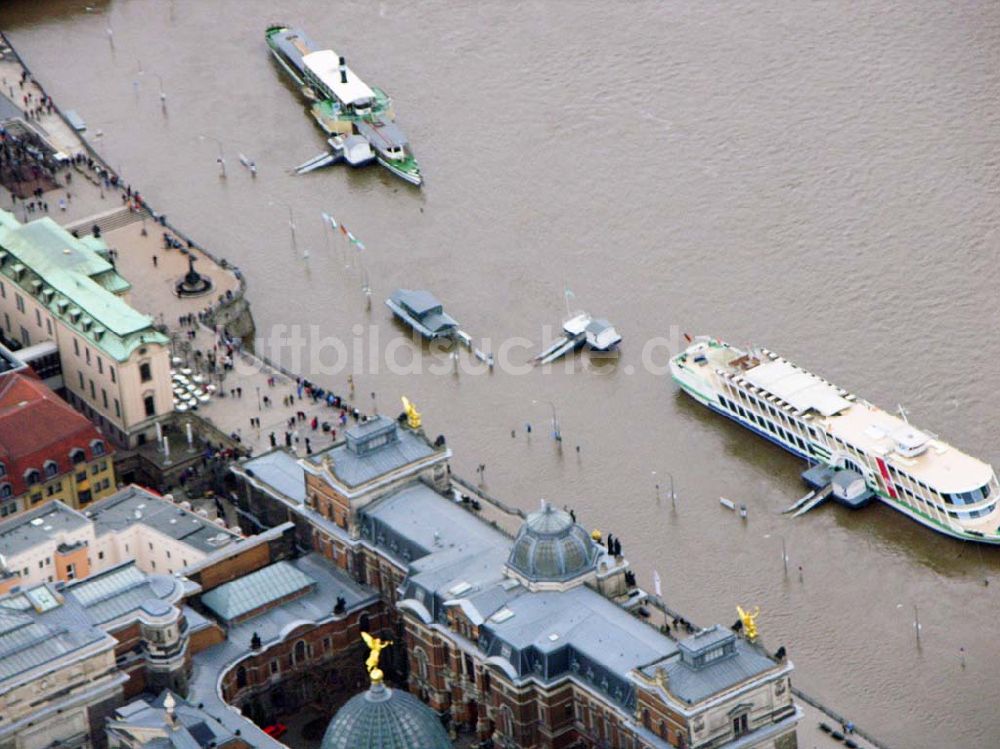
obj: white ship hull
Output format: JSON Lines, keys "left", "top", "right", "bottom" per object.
{"left": 670, "top": 339, "right": 1000, "bottom": 545}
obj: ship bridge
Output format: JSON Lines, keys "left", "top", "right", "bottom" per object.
{"left": 303, "top": 49, "right": 375, "bottom": 106}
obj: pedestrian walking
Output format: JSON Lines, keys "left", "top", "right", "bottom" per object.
{"left": 152, "top": 255, "right": 158, "bottom": 267}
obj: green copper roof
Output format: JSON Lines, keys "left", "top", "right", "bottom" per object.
{"left": 0, "top": 210, "right": 165, "bottom": 362}
{"left": 201, "top": 561, "right": 316, "bottom": 623}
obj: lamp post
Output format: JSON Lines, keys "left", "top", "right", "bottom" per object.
{"left": 200, "top": 135, "right": 226, "bottom": 177}
{"left": 153, "top": 72, "right": 166, "bottom": 108}
{"left": 532, "top": 399, "right": 561, "bottom": 443}
{"left": 269, "top": 201, "right": 297, "bottom": 255}
{"left": 652, "top": 470, "right": 676, "bottom": 507}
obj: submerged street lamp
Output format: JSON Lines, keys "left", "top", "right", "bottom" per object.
{"left": 200, "top": 134, "right": 226, "bottom": 177}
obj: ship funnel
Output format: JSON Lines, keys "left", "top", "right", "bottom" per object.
{"left": 339, "top": 56, "right": 348, "bottom": 84}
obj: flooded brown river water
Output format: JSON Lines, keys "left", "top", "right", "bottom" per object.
{"left": 3, "top": 1, "right": 999, "bottom": 746}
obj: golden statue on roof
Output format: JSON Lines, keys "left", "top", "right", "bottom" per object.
{"left": 361, "top": 631, "right": 393, "bottom": 681}
{"left": 737, "top": 605, "right": 760, "bottom": 641}
{"left": 401, "top": 396, "right": 422, "bottom": 429}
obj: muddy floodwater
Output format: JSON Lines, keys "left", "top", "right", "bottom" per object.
{"left": 2, "top": 2, "right": 999, "bottom": 746}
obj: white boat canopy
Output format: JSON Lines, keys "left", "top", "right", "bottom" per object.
{"left": 744, "top": 359, "right": 851, "bottom": 417}
{"left": 302, "top": 49, "right": 375, "bottom": 105}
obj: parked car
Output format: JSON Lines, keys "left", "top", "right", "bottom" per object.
{"left": 263, "top": 723, "right": 288, "bottom": 739}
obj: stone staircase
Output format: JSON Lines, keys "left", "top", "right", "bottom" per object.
{"left": 63, "top": 205, "right": 146, "bottom": 237}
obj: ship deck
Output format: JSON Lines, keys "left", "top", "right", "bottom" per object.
{"left": 687, "top": 339, "right": 995, "bottom": 496}
{"left": 823, "top": 403, "right": 993, "bottom": 495}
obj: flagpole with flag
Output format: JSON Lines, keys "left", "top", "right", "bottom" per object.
{"left": 321, "top": 212, "right": 333, "bottom": 258}
{"left": 563, "top": 286, "right": 575, "bottom": 321}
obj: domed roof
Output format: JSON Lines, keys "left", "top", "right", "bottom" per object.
{"left": 320, "top": 679, "right": 451, "bottom": 749}
{"left": 507, "top": 504, "right": 598, "bottom": 584}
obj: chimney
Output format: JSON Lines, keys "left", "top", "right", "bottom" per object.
{"left": 339, "top": 56, "right": 347, "bottom": 84}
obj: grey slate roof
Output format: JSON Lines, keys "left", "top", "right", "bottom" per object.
{"left": 0, "top": 586, "right": 110, "bottom": 682}
{"left": 108, "top": 690, "right": 239, "bottom": 749}
{"left": 386, "top": 289, "right": 458, "bottom": 338}
{"left": 87, "top": 485, "right": 240, "bottom": 554}
{"left": 201, "top": 560, "right": 315, "bottom": 624}
{"left": 307, "top": 418, "right": 438, "bottom": 488}
{"left": 0, "top": 500, "right": 89, "bottom": 555}
{"left": 507, "top": 504, "right": 599, "bottom": 583}
{"left": 363, "top": 481, "right": 506, "bottom": 561}
{"left": 238, "top": 449, "right": 306, "bottom": 504}
{"left": 392, "top": 289, "right": 440, "bottom": 316}
{"left": 0, "top": 560, "right": 180, "bottom": 685}
{"left": 480, "top": 584, "right": 674, "bottom": 708}
{"left": 66, "top": 561, "right": 183, "bottom": 625}
{"left": 320, "top": 680, "right": 450, "bottom": 749}
{"left": 656, "top": 635, "right": 777, "bottom": 705}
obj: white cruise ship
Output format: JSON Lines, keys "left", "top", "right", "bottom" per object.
{"left": 671, "top": 336, "right": 1000, "bottom": 544}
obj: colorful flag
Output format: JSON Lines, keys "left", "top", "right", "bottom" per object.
{"left": 355, "top": 241, "right": 365, "bottom": 252}
{"left": 653, "top": 569, "right": 662, "bottom": 598}
{"left": 564, "top": 288, "right": 575, "bottom": 300}
{"left": 322, "top": 212, "right": 337, "bottom": 229}
{"left": 339, "top": 224, "right": 348, "bottom": 237}
{"left": 347, "top": 231, "right": 357, "bottom": 243}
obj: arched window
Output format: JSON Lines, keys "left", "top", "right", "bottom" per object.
{"left": 294, "top": 640, "right": 306, "bottom": 664}
{"left": 24, "top": 469, "right": 40, "bottom": 486}
{"left": 44, "top": 460, "right": 59, "bottom": 478}
{"left": 498, "top": 705, "right": 514, "bottom": 737}
{"left": 0, "top": 463, "right": 6, "bottom": 478}
{"left": 359, "top": 613, "right": 371, "bottom": 632}
{"left": 414, "top": 647, "right": 429, "bottom": 680}
{"left": 236, "top": 665, "right": 247, "bottom": 688}
{"left": 91, "top": 440, "right": 105, "bottom": 457}
{"left": 70, "top": 449, "right": 86, "bottom": 465}
{"left": 0, "top": 483, "right": 11, "bottom": 499}
{"left": 642, "top": 709, "right": 651, "bottom": 731}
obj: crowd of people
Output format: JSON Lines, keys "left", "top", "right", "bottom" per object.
{"left": 0, "top": 124, "right": 61, "bottom": 197}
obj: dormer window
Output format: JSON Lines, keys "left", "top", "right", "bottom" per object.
{"left": 677, "top": 625, "right": 738, "bottom": 670}
{"left": 91, "top": 440, "right": 105, "bottom": 457}
{"left": 344, "top": 416, "right": 399, "bottom": 456}
{"left": 24, "top": 469, "right": 41, "bottom": 486}
{"left": 44, "top": 460, "right": 59, "bottom": 478}
{"left": 70, "top": 448, "right": 86, "bottom": 465}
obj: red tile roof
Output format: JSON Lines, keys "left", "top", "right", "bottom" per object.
{"left": 0, "top": 372, "right": 112, "bottom": 497}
